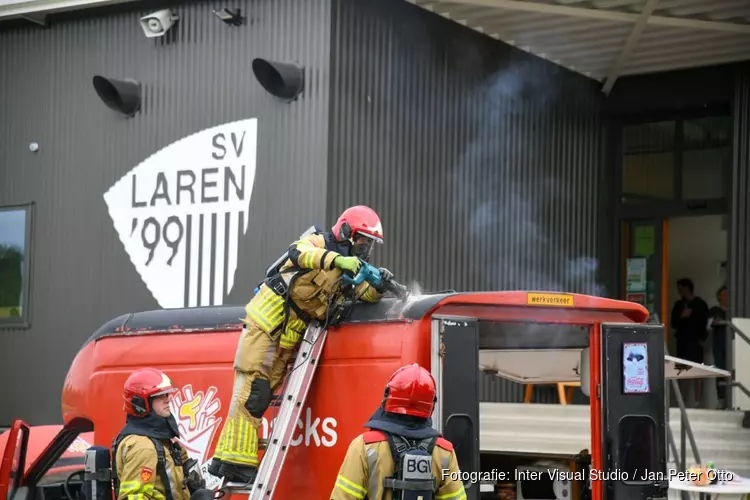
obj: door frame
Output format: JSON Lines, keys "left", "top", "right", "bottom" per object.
{"left": 612, "top": 112, "right": 731, "bottom": 324}
{"left": 430, "top": 315, "right": 480, "bottom": 500}
{"left": 617, "top": 212, "right": 732, "bottom": 341}
{"left": 617, "top": 217, "right": 669, "bottom": 332}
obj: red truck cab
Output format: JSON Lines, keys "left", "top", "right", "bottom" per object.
{"left": 2, "top": 290, "right": 669, "bottom": 500}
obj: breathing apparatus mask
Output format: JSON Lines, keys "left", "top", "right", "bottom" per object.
{"left": 352, "top": 233, "right": 377, "bottom": 261}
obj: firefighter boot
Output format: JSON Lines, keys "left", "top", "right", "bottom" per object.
{"left": 218, "top": 462, "right": 257, "bottom": 484}
{"left": 207, "top": 458, "right": 223, "bottom": 477}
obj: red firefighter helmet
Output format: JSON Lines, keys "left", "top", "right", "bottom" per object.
{"left": 123, "top": 368, "right": 178, "bottom": 417}
{"left": 383, "top": 363, "right": 436, "bottom": 418}
{"left": 331, "top": 205, "right": 383, "bottom": 260}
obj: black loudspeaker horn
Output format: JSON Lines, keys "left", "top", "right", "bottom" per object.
{"left": 92, "top": 75, "right": 142, "bottom": 117}
{"left": 251, "top": 58, "right": 304, "bottom": 102}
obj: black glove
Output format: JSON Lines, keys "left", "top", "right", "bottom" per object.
{"left": 375, "top": 268, "right": 393, "bottom": 293}
{"left": 184, "top": 459, "right": 206, "bottom": 493}
{"left": 379, "top": 267, "right": 393, "bottom": 283}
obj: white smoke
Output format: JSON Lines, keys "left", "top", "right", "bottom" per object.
{"left": 385, "top": 281, "right": 424, "bottom": 318}
{"left": 449, "top": 59, "right": 608, "bottom": 297}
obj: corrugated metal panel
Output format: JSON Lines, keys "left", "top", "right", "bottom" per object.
{"left": 0, "top": 0, "right": 332, "bottom": 424}
{"left": 328, "top": 0, "right": 605, "bottom": 403}
{"left": 730, "top": 63, "right": 750, "bottom": 318}
{"left": 412, "top": 0, "right": 750, "bottom": 82}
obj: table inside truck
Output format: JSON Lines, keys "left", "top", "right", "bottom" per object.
{"left": 669, "top": 474, "right": 750, "bottom": 499}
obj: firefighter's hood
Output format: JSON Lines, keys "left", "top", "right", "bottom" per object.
{"left": 364, "top": 407, "right": 440, "bottom": 439}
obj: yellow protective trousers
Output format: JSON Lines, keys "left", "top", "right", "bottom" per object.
{"left": 213, "top": 314, "right": 306, "bottom": 467}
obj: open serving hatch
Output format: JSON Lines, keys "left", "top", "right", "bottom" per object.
{"left": 479, "top": 342, "right": 731, "bottom": 390}
{"left": 477, "top": 322, "right": 589, "bottom": 385}
{"left": 469, "top": 303, "right": 731, "bottom": 393}
{"left": 429, "top": 291, "right": 731, "bottom": 397}
{"left": 479, "top": 349, "right": 583, "bottom": 384}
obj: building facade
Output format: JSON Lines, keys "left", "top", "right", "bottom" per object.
{"left": 0, "top": 0, "right": 748, "bottom": 424}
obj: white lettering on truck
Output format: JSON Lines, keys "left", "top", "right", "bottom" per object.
{"left": 261, "top": 407, "right": 338, "bottom": 447}
{"left": 200, "top": 406, "right": 337, "bottom": 488}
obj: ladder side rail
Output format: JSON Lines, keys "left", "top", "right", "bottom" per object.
{"left": 257, "top": 324, "right": 324, "bottom": 470}
{"left": 258, "top": 329, "right": 326, "bottom": 487}
{"left": 247, "top": 323, "right": 328, "bottom": 500}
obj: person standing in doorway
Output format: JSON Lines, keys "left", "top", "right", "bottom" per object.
{"left": 671, "top": 278, "right": 710, "bottom": 407}
{"left": 709, "top": 285, "right": 729, "bottom": 409}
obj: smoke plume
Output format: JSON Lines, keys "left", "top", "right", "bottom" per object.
{"left": 449, "top": 58, "right": 608, "bottom": 297}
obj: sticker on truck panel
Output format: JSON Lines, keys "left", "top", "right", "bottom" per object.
{"left": 623, "top": 342, "right": 650, "bottom": 393}
{"left": 170, "top": 382, "right": 339, "bottom": 486}
{"left": 170, "top": 384, "right": 224, "bottom": 464}
{"left": 526, "top": 292, "right": 575, "bottom": 307}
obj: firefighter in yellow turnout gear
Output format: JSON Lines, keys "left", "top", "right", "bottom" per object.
{"left": 331, "top": 364, "right": 466, "bottom": 500}
{"left": 114, "top": 368, "right": 206, "bottom": 500}
{"left": 115, "top": 435, "right": 189, "bottom": 500}
{"left": 209, "top": 205, "right": 392, "bottom": 484}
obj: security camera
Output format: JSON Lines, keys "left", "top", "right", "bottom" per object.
{"left": 139, "top": 9, "right": 179, "bottom": 38}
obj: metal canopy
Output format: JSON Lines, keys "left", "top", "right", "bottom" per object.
{"left": 2, "top": 0, "right": 747, "bottom": 90}
{"left": 410, "top": 0, "right": 750, "bottom": 93}
{"left": 478, "top": 348, "right": 731, "bottom": 383}
{"left": 665, "top": 354, "right": 731, "bottom": 380}
{"left": 0, "top": 0, "right": 137, "bottom": 25}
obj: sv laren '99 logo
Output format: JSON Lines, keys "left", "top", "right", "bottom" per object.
{"left": 130, "top": 133, "right": 247, "bottom": 266}
{"left": 104, "top": 119, "right": 259, "bottom": 309}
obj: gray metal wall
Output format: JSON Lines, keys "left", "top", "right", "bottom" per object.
{"left": 730, "top": 63, "right": 750, "bottom": 318}
{"left": 0, "top": 0, "right": 612, "bottom": 423}
{"left": 327, "top": 0, "right": 608, "bottom": 403}
{"left": 0, "top": 0, "right": 332, "bottom": 425}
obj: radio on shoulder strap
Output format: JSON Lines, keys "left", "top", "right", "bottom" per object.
{"left": 382, "top": 434, "right": 437, "bottom": 500}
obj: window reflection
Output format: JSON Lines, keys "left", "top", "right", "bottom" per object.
{"left": 620, "top": 116, "right": 731, "bottom": 203}
{"left": 0, "top": 207, "right": 28, "bottom": 321}
{"left": 622, "top": 122, "right": 675, "bottom": 201}
{"left": 682, "top": 116, "right": 732, "bottom": 200}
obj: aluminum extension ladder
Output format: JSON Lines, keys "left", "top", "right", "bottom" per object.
{"left": 216, "top": 320, "right": 328, "bottom": 499}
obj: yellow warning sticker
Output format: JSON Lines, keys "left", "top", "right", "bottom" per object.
{"left": 526, "top": 292, "right": 575, "bottom": 307}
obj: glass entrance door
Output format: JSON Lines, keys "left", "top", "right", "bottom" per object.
{"left": 621, "top": 218, "right": 665, "bottom": 325}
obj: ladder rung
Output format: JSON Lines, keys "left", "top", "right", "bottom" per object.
{"left": 220, "top": 482, "right": 254, "bottom": 494}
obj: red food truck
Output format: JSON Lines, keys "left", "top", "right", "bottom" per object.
{"left": 0, "top": 290, "right": 671, "bottom": 500}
